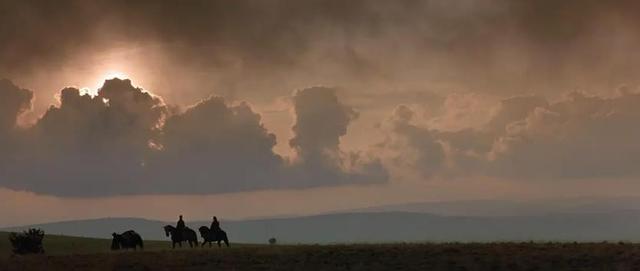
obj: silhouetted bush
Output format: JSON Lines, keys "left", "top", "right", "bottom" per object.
{"left": 269, "top": 237, "right": 277, "bottom": 245}
{"left": 9, "top": 228, "right": 45, "bottom": 254}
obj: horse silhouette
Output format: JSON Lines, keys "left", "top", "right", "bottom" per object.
{"left": 163, "top": 225, "right": 197, "bottom": 248}
{"left": 111, "top": 230, "right": 144, "bottom": 250}
{"left": 198, "top": 226, "right": 229, "bottom": 247}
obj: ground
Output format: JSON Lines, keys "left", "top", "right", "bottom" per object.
{"left": 0, "top": 232, "right": 169, "bottom": 257}
{"left": 3, "top": 236, "right": 640, "bottom": 271}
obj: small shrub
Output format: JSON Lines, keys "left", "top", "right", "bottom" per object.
{"left": 9, "top": 228, "right": 45, "bottom": 255}
{"left": 268, "top": 237, "right": 277, "bottom": 245}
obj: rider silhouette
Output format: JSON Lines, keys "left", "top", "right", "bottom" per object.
{"left": 177, "top": 215, "right": 186, "bottom": 238}
{"left": 211, "top": 216, "right": 221, "bottom": 233}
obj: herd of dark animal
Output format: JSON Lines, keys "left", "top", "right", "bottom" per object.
{"left": 111, "top": 215, "right": 230, "bottom": 251}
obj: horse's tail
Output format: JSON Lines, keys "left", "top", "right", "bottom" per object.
{"left": 136, "top": 234, "right": 144, "bottom": 250}
{"left": 189, "top": 229, "right": 198, "bottom": 242}
{"left": 222, "top": 231, "right": 229, "bottom": 247}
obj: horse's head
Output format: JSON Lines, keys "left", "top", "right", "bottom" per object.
{"left": 111, "top": 233, "right": 121, "bottom": 250}
{"left": 163, "top": 225, "right": 173, "bottom": 237}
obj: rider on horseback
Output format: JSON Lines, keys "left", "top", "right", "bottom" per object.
{"left": 211, "top": 216, "right": 221, "bottom": 233}
{"left": 177, "top": 215, "right": 186, "bottom": 239}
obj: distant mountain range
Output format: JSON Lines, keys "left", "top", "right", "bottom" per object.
{"left": 5, "top": 209, "right": 640, "bottom": 244}
{"left": 348, "top": 197, "right": 640, "bottom": 216}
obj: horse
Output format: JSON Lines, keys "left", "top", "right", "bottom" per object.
{"left": 163, "top": 225, "right": 198, "bottom": 248}
{"left": 198, "top": 226, "right": 230, "bottom": 247}
{"left": 111, "top": 230, "right": 144, "bottom": 251}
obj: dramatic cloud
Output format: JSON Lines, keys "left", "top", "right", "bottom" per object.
{"left": 0, "top": 80, "right": 387, "bottom": 196}
{"left": 488, "top": 91, "right": 640, "bottom": 179}
{"left": 287, "top": 87, "right": 387, "bottom": 187}
{"left": 150, "top": 97, "right": 284, "bottom": 193}
{"left": 290, "top": 87, "right": 357, "bottom": 162}
{"left": 380, "top": 105, "right": 445, "bottom": 178}
{"left": 0, "top": 79, "right": 33, "bottom": 183}
{"left": 4, "top": 0, "right": 640, "bottom": 201}
{"left": 3, "top": 79, "right": 166, "bottom": 196}
{"left": 382, "top": 89, "right": 640, "bottom": 181}
{"left": 7, "top": 0, "right": 640, "bottom": 107}
{"left": 0, "top": 79, "right": 32, "bottom": 133}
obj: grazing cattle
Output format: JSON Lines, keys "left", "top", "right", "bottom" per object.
{"left": 111, "top": 230, "right": 144, "bottom": 251}
{"left": 198, "top": 226, "right": 230, "bottom": 247}
{"left": 163, "top": 225, "right": 198, "bottom": 248}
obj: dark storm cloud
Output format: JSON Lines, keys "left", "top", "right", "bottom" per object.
{"left": 0, "top": 0, "right": 385, "bottom": 74}
{"left": 6, "top": 0, "right": 640, "bottom": 95}
{"left": 0, "top": 79, "right": 387, "bottom": 196}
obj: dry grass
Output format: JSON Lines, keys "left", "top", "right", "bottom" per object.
{"left": 3, "top": 242, "right": 640, "bottom": 270}
{"left": 0, "top": 232, "right": 169, "bottom": 258}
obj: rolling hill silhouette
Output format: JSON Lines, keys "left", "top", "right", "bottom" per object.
{"left": 5, "top": 210, "right": 640, "bottom": 243}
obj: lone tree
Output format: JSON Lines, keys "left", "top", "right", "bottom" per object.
{"left": 268, "top": 237, "right": 277, "bottom": 245}
{"left": 9, "top": 228, "right": 45, "bottom": 254}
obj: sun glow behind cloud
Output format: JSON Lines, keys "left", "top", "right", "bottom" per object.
{"left": 96, "top": 70, "right": 128, "bottom": 89}
{"left": 77, "top": 70, "right": 135, "bottom": 97}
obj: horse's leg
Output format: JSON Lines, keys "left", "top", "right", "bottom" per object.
{"left": 172, "top": 241, "right": 175, "bottom": 249}
{"left": 217, "top": 240, "right": 221, "bottom": 247}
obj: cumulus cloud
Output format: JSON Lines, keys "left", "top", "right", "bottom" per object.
{"left": 0, "top": 79, "right": 33, "bottom": 183}
{"left": 0, "top": 79, "right": 387, "bottom": 196}
{"left": 382, "top": 90, "right": 640, "bottom": 181}
{"left": 290, "top": 87, "right": 358, "bottom": 162}
{"left": 0, "top": 79, "right": 32, "bottom": 133}
{"left": 489, "top": 91, "right": 640, "bottom": 179}
{"left": 4, "top": 79, "right": 166, "bottom": 196}
{"left": 149, "top": 97, "right": 284, "bottom": 193}
{"left": 287, "top": 87, "right": 388, "bottom": 187}
{"left": 379, "top": 105, "right": 445, "bottom": 178}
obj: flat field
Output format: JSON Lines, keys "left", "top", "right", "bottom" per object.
{"left": 3, "top": 240, "right": 640, "bottom": 271}
{"left": 0, "top": 232, "right": 169, "bottom": 258}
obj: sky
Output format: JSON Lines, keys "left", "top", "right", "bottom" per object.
{"left": 3, "top": 0, "right": 640, "bottom": 226}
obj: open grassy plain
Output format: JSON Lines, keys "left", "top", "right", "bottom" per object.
{"left": 3, "top": 240, "right": 640, "bottom": 270}
{"left": 0, "top": 231, "right": 170, "bottom": 258}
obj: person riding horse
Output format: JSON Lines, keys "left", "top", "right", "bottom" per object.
{"left": 199, "top": 216, "right": 229, "bottom": 247}
{"left": 177, "top": 215, "right": 186, "bottom": 239}
{"left": 211, "top": 216, "right": 221, "bottom": 233}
